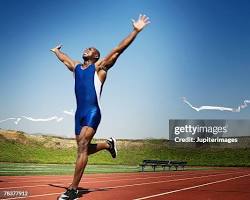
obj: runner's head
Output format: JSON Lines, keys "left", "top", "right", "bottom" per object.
{"left": 82, "top": 47, "right": 100, "bottom": 62}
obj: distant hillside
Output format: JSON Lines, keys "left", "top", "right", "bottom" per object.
{"left": 0, "top": 129, "right": 166, "bottom": 149}
{"left": 0, "top": 129, "right": 250, "bottom": 166}
{"left": 0, "top": 129, "right": 76, "bottom": 149}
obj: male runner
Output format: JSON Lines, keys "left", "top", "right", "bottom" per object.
{"left": 51, "top": 14, "right": 150, "bottom": 200}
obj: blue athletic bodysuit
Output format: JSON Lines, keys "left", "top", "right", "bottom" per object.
{"left": 74, "top": 63, "right": 102, "bottom": 135}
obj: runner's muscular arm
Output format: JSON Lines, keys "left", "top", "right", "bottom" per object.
{"left": 96, "top": 14, "right": 150, "bottom": 72}
{"left": 50, "top": 44, "right": 79, "bottom": 72}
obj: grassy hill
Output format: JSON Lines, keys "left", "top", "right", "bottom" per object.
{"left": 0, "top": 129, "right": 250, "bottom": 167}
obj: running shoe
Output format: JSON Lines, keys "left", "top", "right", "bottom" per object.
{"left": 58, "top": 188, "right": 78, "bottom": 200}
{"left": 106, "top": 137, "right": 117, "bottom": 158}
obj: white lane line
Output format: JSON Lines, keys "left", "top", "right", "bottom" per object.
{"left": 0, "top": 172, "right": 172, "bottom": 184}
{"left": 102, "top": 171, "right": 245, "bottom": 190}
{"left": 1, "top": 171, "right": 237, "bottom": 190}
{"left": 0, "top": 170, "right": 227, "bottom": 182}
{"left": 0, "top": 171, "right": 168, "bottom": 180}
{"left": 0, "top": 183, "right": 65, "bottom": 190}
{"left": 1, "top": 174, "right": 135, "bottom": 184}
{"left": 0, "top": 178, "right": 72, "bottom": 184}
{"left": 0, "top": 169, "right": 238, "bottom": 183}
{"left": 133, "top": 173, "right": 250, "bottom": 200}
{"left": 2, "top": 171, "right": 246, "bottom": 199}
{"left": 0, "top": 171, "right": 243, "bottom": 191}
{"left": 0, "top": 173, "right": 204, "bottom": 190}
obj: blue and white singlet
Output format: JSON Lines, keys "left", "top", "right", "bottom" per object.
{"left": 74, "top": 63, "right": 102, "bottom": 135}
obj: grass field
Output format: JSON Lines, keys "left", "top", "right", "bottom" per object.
{"left": 1, "top": 137, "right": 250, "bottom": 166}
{"left": 0, "top": 130, "right": 250, "bottom": 176}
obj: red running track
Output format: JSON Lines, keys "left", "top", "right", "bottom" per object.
{"left": 0, "top": 168, "right": 250, "bottom": 200}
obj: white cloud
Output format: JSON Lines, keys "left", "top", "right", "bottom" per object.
{"left": 182, "top": 97, "right": 250, "bottom": 112}
{"left": 63, "top": 109, "right": 74, "bottom": 116}
{"left": 0, "top": 118, "right": 17, "bottom": 123}
{"left": 0, "top": 109, "right": 74, "bottom": 125}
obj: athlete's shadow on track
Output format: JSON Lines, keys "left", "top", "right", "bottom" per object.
{"left": 48, "top": 184, "right": 109, "bottom": 197}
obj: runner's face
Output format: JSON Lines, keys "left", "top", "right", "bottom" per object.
{"left": 82, "top": 47, "right": 99, "bottom": 60}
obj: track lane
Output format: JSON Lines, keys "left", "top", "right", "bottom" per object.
{"left": 134, "top": 173, "right": 250, "bottom": 200}
{"left": 157, "top": 173, "right": 250, "bottom": 200}
{"left": 77, "top": 171, "right": 250, "bottom": 200}
{"left": 0, "top": 170, "right": 230, "bottom": 188}
{"left": 1, "top": 169, "right": 249, "bottom": 200}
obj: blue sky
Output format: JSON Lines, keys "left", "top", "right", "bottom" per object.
{"left": 0, "top": 0, "right": 250, "bottom": 138}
